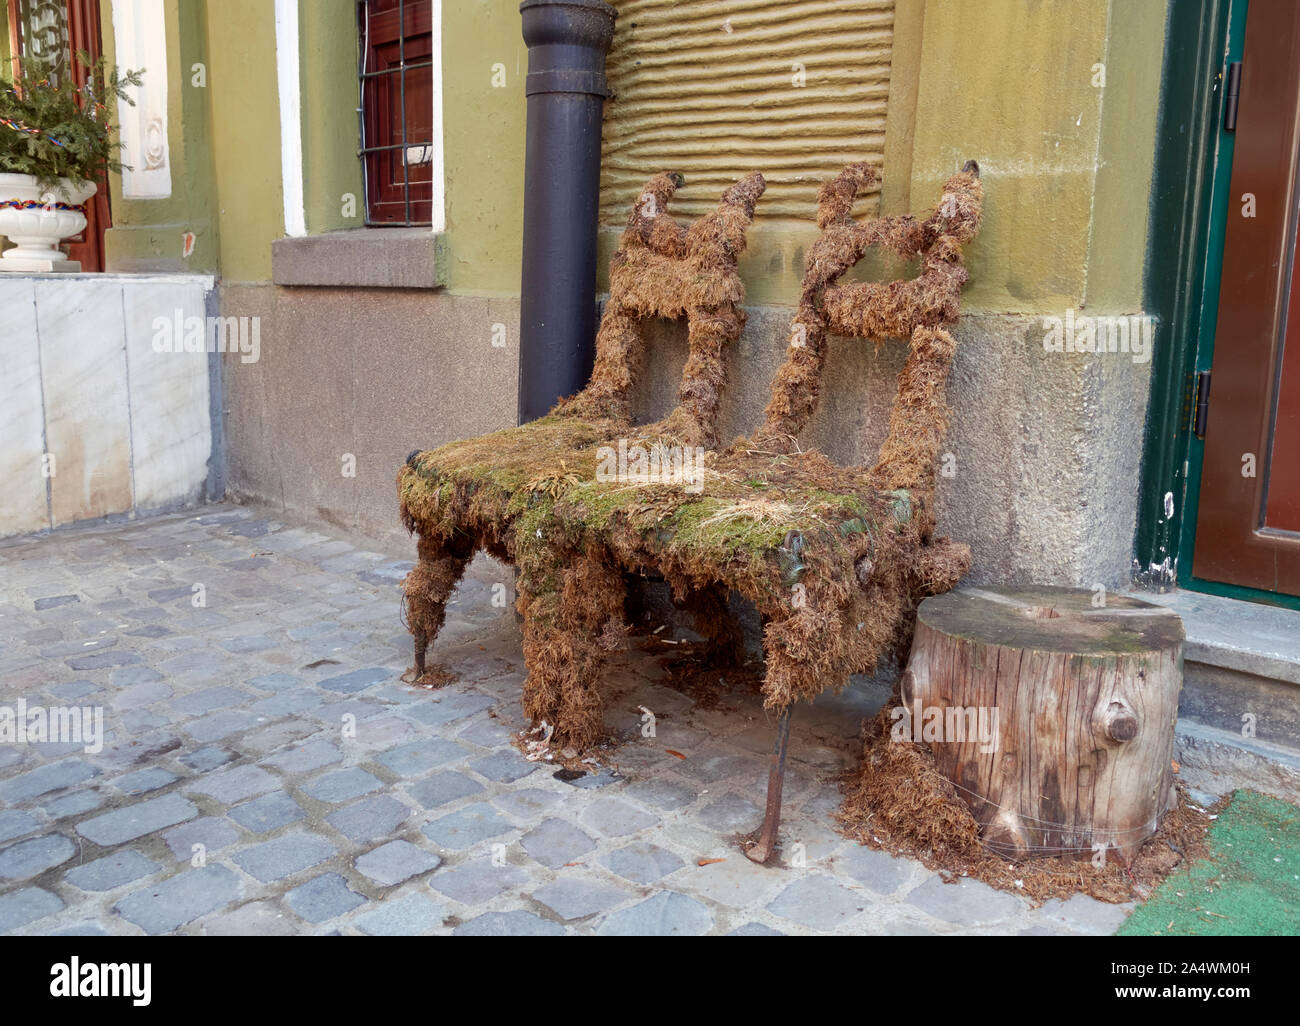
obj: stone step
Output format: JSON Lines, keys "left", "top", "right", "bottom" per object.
{"left": 1132, "top": 588, "right": 1300, "bottom": 803}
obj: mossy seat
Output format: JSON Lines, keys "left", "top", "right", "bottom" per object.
{"left": 399, "top": 415, "right": 620, "bottom": 554}
{"left": 398, "top": 171, "right": 766, "bottom": 679}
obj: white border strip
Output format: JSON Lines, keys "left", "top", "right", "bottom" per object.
{"left": 429, "top": 0, "right": 446, "bottom": 233}
{"left": 275, "top": 0, "right": 306, "bottom": 237}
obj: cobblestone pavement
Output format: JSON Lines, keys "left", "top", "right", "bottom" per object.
{"left": 0, "top": 504, "right": 1132, "bottom": 936}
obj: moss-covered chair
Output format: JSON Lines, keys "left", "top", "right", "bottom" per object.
{"left": 398, "top": 170, "right": 767, "bottom": 682}
{"left": 508, "top": 161, "right": 984, "bottom": 862}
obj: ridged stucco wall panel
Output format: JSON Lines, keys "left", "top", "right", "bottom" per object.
{"left": 601, "top": 0, "right": 896, "bottom": 225}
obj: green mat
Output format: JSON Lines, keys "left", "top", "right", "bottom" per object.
{"left": 1119, "top": 790, "right": 1300, "bottom": 936}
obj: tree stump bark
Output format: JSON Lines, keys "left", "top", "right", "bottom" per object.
{"left": 901, "top": 586, "right": 1184, "bottom": 861}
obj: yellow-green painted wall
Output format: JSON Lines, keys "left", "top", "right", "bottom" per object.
{"left": 439, "top": 1, "right": 526, "bottom": 295}
{"left": 907, "top": 0, "right": 1166, "bottom": 313}
{"left": 203, "top": 0, "right": 282, "bottom": 282}
{"left": 89, "top": 0, "right": 1165, "bottom": 310}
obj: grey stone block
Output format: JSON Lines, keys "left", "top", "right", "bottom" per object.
{"left": 284, "top": 873, "right": 365, "bottom": 923}
{"left": 534, "top": 877, "right": 633, "bottom": 921}
{"left": 520, "top": 819, "right": 596, "bottom": 869}
{"left": 353, "top": 892, "right": 448, "bottom": 936}
{"left": 185, "top": 709, "right": 259, "bottom": 743}
{"left": 66, "top": 649, "right": 141, "bottom": 671}
{"left": 77, "top": 793, "right": 198, "bottom": 846}
{"left": 1, "top": 758, "right": 99, "bottom": 801}
{"left": 355, "top": 840, "right": 441, "bottom": 886}
{"left": 453, "top": 909, "right": 565, "bottom": 937}
{"left": 728, "top": 922, "right": 785, "bottom": 936}
{"left": 1038, "top": 893, "right": 1132, "bottom": 935}
{"left": 115, "top": 865, "right": 242, "bottom": 934}
{"left": 44, "top": 790, "right": 104, "bottom": 819}
{"left": 428, "top": 857, "right": 528, "bottom": 905}
{"left": 326, "top": 795, "right": 411, "bottom": 843}
{"left": 0, "top": 887, "right": 64, "bottom": 932}
{"left": 694, "top": 794, "right": 760, "bottom": 834}
{"left": 233, "top": 831, "right": 337, "bottom": 883}
{"left": 376, "top": 738, "right": 468, "bottom": 777}
{"left": 406, "top": 691, "right": 494, "bottom": 726}
{"left": 602, "top": 842, "right": 685, "bottom": 885}
{"left": 201, "top": 901, "right": 297, "bottom": 936}
{"left": 65, "top": 850, "right": 161, "bottom": 892}
{"left": 35, "top": 594, "right": 80, "bottom": 610}
{"left": 302, "top": 768, "right": 384, "bottom": 803}
{"left": 904, "top": 874, "right": 1028, "bottom": 924}
{"left": 0, "top": 809, "right": 40, "bottom": 844}
{"left": 229, "top": 793, "right": 306, "bottom": 834}
{"left": 580, "top": 798, "right": 660, "bottom": 838}
{"left": 316, "top": 667, "right": 390, "bottom": 694}
{"left": 598, "top": 892, "right": 713, "bottom": 937}
{"left": 421, "top": 803, "right": 514, "bottom": 850}
{"left": 246, "top": 672, "right": 301, "bottom": 692}
{"left": 408, "top": 771, "right": 484, "bottom": 810}
{"left": 179, "top": 747, "right": 234, "bottom": 773}
{"left": 621, "top": 777, "right": 700, "bottom": 811}
{"left": 163, "top": 817, "right": 242, "bottom": 860}
{"left": 490, "top": 788, "right": 564, "bottom": 821}
{"left": 767, "top": 875, "right": 867, "bottom": 931}
{"left": 172, "top": 686, "right": 252, "bottom": 717}
{"left": 261, "top": 740, "right": 342, "bottom": 774}
{"left": 112, "top": 767, "right": 178, "bottom": 796}
{"left": 0, "top": 833, "right": 76, "bottom": 880}
{"left": 467, "top": 750, "right": 536, "bottom": 784}
{"left": 187, "top": 765, "right": 279, "bottom": 803}
{"left": 833, "top": 846, "right": 914, "bottom": 896}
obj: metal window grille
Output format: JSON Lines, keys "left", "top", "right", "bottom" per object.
{"left": 357, "top": 0, "right": 434, "bottom": 226}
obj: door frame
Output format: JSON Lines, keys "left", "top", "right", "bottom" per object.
{"left": 1135, "top": 0, "right": 1300, "bottom": 611}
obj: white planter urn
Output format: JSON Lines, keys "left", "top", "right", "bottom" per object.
{"left": 0, "top": 172, "right": 97, "bottom": 273}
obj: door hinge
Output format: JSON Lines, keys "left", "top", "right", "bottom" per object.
{"left": 1194, "top": 370, "right": 1212, "bottom": 438}
{"left": 1224, "top": 61, "right": 1243, "bottom": 131}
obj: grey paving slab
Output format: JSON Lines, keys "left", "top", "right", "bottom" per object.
{"left": 421, "top": 803, "right": 514, "bottom": 850}
{"left": 76, "top": 794, "right": 198, "bottom": 846}
{"left": 355, "top": 840, "right": 441, "bottom": 886}
{"left": 428, "top": 857, "right": 528, "bottom": 905}
{"left": 302, "top": 768, "right": 384, "bottom": 803}
{"left": 284, "top": 873, "right": 366, "bottom": 923}
{"left": 64, "top": 850, "right": 162, "bottom": 892}
{"left": 353, "top": 892, "right": 448, "bottom": 936}
{"left": 229, "top": 793, "right": 306, "bottom": 834}
{"left": 115, "top": 866, "right": 242, "bottom": 934}
{"left": 325, "top": 795, "right": 412, "bottom": 844}
{"left": 597, "top": 892, "right": 713, "bottom": 937}
{"left": 0, "top": 833, "right": 76, "bottom": 880}
{"left": 453, "top": 909, "right": 565, "bottom": 937}
{"left": 0, "top": 887, "right": 65, "bottom": 932}
{"left": 232, "top": 832, "right": 337, "bottom": 883}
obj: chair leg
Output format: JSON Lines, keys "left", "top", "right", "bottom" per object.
{"left": 745, "top": 704, "right": 793, "bottom": 864}
{"left": 519, "top": 557, "right": 625, "bottom": 749}
{"left": 403, "top": 533, "right": 474, "bottom": 683}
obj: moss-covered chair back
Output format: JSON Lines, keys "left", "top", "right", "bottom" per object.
{"left": 754, "top": 161, "right": 983, "bottom": 533}
{"left": 559, "top": 171, "right": 766, "bottom": 449}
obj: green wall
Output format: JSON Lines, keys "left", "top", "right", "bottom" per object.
{"left": 907, "top": 0, "right": 1165, "bottom": 314}
{"left": 90, "top": 0, "right": 1164, "bottom": 310}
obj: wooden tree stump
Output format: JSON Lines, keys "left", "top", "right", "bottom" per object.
{"left": 901, "top": 586, "right": 1184, "bottom": 861}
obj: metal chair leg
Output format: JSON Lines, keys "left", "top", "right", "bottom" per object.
{"left": 745, "top": 705, "right": 792, "bottom": 864}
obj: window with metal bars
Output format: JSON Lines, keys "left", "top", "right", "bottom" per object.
{"left": 358, "top": 0, "right": 434, "bottom": 226}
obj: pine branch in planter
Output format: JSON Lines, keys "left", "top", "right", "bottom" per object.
{"left": 0, "top": 52, "right": 144, "bottom": 196}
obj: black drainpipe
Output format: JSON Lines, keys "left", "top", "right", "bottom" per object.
{"left": 517, "top": 0, "right": 617, "bottom": 424}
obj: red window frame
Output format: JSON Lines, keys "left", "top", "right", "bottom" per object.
{"left": 358, "top": 0, "right": 434, "bottom": 226}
